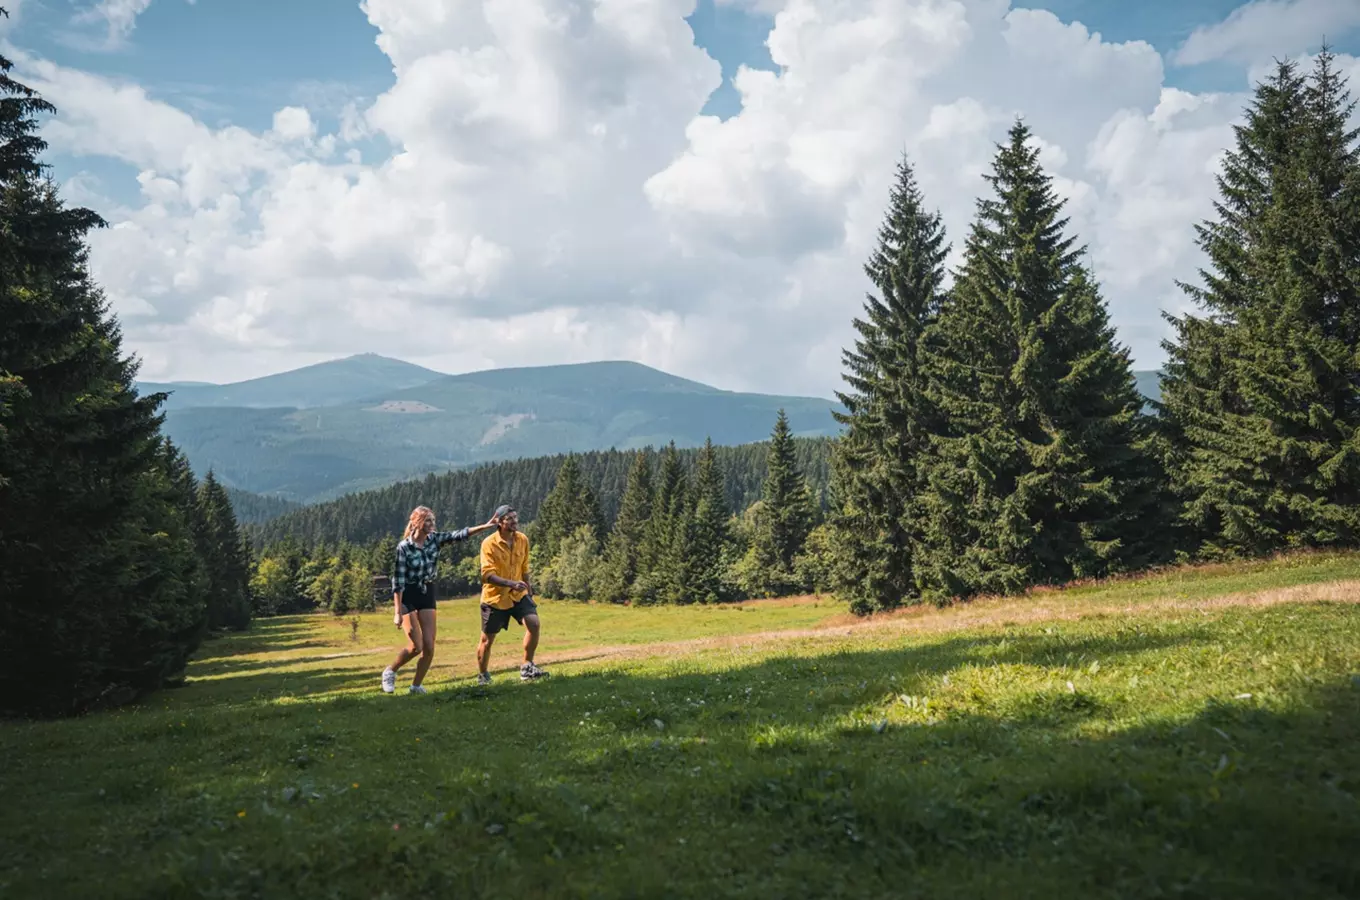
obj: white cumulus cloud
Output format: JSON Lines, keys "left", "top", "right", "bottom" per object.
{"left": 1173, "top": 0, "right": 1360, "bottom": 67}
{"left": 73, "top": 0, "right": 154, "bottom": 45}
{"left": 11, "top": 0, "right": 1326, "bottom": 398}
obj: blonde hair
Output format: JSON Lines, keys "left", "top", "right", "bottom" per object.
{"left": 403, "top": 506, "right": 435, "bottom": 542}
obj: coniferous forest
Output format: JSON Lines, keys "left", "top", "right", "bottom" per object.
{"left": 0, "top": 39, "right": 253, "bottom": 717}
{"left": 5, "top": 39, "right": 1360, "bottom": 716}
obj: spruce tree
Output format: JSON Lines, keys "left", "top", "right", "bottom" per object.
{"left": 162, "top": 439, "right": 209, "bottom": 625}
{"left": 0, "top": 40, "right": 208, "bottom": 714}
{"left": 598, "top": 450, "right": 653, "bottom": 604}
{"left": 634, "top": 442, "right": 686, "bottom": 604}
{"left": 743, "top": 411, "right": 815, "bottom": 595}
{"left": 536, "top": 454, "right": 606, "bottom": 562}
{"left": 682, "top": 438, "right": 734, "bottom": 604}
{"left": 196, "top": 471, "right": 253, "bottom": 631}
{"left": 831, "top": 153, "right": 949, "bottom": 612}
{"left": 914, "top": 119, "right": 1169, "bottom": 601}
{"left": 761, "top": 409, "right": 815, "bottom": 570}
{"left": 1160, "top": 55, "right": 1360, "bottom": 558}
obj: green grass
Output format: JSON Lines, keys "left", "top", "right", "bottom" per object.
{"left": 3, "top": 554, "right": 1359, "bottom": 898}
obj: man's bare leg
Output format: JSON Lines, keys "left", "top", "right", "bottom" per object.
{"left": 522, "top": 614, "right": 540, "bottom": 664}
{"left": 477, "top": 631, "right": 495, "bottom": 675}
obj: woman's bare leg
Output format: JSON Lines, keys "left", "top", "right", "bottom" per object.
{"left": 389, "top": 614, "right": 422, "bottom": 672}
{"left": 411, "top": 609, "right": 438, "bottom": 687}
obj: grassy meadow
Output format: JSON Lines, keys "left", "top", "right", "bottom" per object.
{"left": 2, "top": 553, "right": 1359, "bottom": 898}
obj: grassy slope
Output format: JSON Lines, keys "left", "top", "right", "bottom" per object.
{"left": 2, "top": 554, "right": 1358, "bottom": 898}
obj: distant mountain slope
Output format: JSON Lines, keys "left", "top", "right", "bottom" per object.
{"left": 157, "top": 357, "right": 1166, "bottom": 506}
{"left": 447, "top": 361, "right": 723, "bottom": 396}
{"left": 138, "top": 353, "right": 446, "bottom": 412}
{"left": 156, "top": 359, "right": 840, "bottom": 503}
{"left": 224, "top": 487, "right": 302, "bottom": 525}
{"left": 1133, "top": 370, "right": 1162, "bottom": 406}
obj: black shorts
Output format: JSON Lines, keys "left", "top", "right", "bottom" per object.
{"left": 481, "top": 596, "right": 538, "bottom": 634}
{"left": 400, "top": 582, "right": 436, "bottom": 614}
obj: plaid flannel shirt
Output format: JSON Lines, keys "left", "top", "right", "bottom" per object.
{"left": 392, "top": 529, "right": 470, "bottom": 593}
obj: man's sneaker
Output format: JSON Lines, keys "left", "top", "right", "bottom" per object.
{"left": 381, "top": 668, "right": 396, "bottom": 694}
{"left": 520, "top": 662, "right": 549, "bottom": 681}
{"left": 476, "top": 672, "right": 492, "bottom": 686}
{"left": 408, "top": 684, "right": 428, "bottom": 695}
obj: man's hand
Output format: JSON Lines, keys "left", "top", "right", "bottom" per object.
{"left": 487, "top": 574, "right": 528, "bottom": 593}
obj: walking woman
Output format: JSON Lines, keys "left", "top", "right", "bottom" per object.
{"left": 382, "top": 506, "right": 497, "bottom": 694}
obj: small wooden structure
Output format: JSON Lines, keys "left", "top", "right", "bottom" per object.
{"left": 372, "top": 574, "right": 392, "bottom": 606}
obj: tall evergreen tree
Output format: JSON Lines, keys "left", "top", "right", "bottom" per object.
{"left": 682, "top": 438, "right": 734, "bottom": 604}
{"left": 0, "top": 39, "right": 208, "bottom": 715}
{"left": 831, "top": 153, "right": 949, "bottom": 612}
{"left": 597, "top": 450, "right": 653, "bottom": 604}
{"left": 759, "top": 409, "right": 815, "bottom": 571}
{"left": 634, "top": 442, "right": 687, "bottom": 604}
{"left": 196, "top": 470, "right": 253, "bottom": 631}
{"left": 742, "top": 411, "right": 816, "bottom": 596}
{"left": 162, "top": 440, "right": 209, "bottom": 633}
{"left": 1159, "top": 54, "right": 1360, "bottom": 558}
{"left": 913, "top": 119, "right": 1169, "bottom": 602}
{"left": 535, "top": 454, "right": 606, "bottom": 562}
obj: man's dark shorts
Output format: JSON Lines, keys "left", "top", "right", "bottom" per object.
{"left": 480, "top": 596, "right": 538, "bottom": 635}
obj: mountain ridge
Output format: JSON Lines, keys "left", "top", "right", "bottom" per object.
{"left": 148, "top": 355, "right": 842, "bottom": 503}
{"left": 146, "top": 355, "right": 1164, "bottom": 506}
{"left": 138, "top": 353, "right": 447, "bottom": 412}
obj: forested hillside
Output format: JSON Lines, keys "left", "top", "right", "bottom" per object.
{"left": 225, "top": 488, "right": 302, "bottom": 525}
{"left": 247, "top": 435, "right": 833, "bottom": 547}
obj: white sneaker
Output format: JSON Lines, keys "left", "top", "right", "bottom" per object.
{"left": 476, "top": 673, "right": 492, "bottom": 686}
{"left": 409, "top": 684, "right": 428, "bottom": 695}
{"left": 381, "top": 668, "right": 396, "bottom": 693}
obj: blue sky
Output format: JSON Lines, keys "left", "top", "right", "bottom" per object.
{"left": 7, "top": 0, "right": 1360, "bottom": 392}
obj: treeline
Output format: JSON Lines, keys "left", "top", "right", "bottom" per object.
{"left": 0, "top": 39, "right": 254, "bottom": 716}
{"left": 530, "top": 417, "right": 831, "bottom": 603}
{"left": 831, "top": 51, "right": 1360, "bottom": 612}
{"left": 246, "top": 439, "right": 832, "bottom": 548}
{"left": 247, "top": 417, "right": 834, "bottom": 613}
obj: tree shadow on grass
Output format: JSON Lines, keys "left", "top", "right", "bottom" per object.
{"left": 163, "top": 667, "right": 375, "bottom": 708}
{"left": 189, "top": 643, "right": 369, "bottom": 679}
{"left": 190, "top": 619, "right": 319, "bottom": 662}
{"left": 426, "top": 647, "right": 1360, "bottom": 900}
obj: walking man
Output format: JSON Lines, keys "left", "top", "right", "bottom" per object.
{"left": 476, "top": 505, "right": 549, "bottom": 684}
